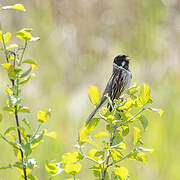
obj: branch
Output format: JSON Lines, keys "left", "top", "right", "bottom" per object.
{"left": 107, "top": 152, "right": 131, "bottom": 167}
{"left": 11, "top": 54, "right": 27, "bottom": 180}
{"left": 79, "top": 147, "right": 99, "bottom": 164}
{"left": 119, "top": 107, "right": 147, "bottom": 127}
{"left": 0, "top": 132, "right": 19, "bottom": 149}
{"left": 19, "top": 41, "right": 27, "bottom": 65}
{"left": 102, "top": 125, "right": 117, "bottom": 180}
{"left": 31, "top": 124, "right": 41, "bottom": 141}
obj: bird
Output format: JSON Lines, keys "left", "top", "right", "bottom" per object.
{"left": 86, "top": 54, "right": 132, "bottom": 124}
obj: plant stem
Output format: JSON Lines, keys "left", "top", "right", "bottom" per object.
{"left": 31, "top": 124, "right": 41, "bottom": 141}
{"left": 107, "top": 153, "right": 130, "bottom": 167}
{"left": 119, "top": 108, "right": 146, "bottom": 127}
{"left": 2, "top": 32, "right": 27, "bottom": 180}
{"left": 11, "top": 52, "right": 27, "bottom": 179}
{"left": 102, "top": 125, "right": 117, "bottom": 180}
{"left": 79, "top": 147, "right": 99, "bottom": 164}
{"left": 19, "top": 41, "right": 27, "bottom": 65}
{"left": 12, "top": 80, "right": 27, "bottom": 180}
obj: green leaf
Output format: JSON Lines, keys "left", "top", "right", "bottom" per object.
{"left": 44, "top": 129, "right": 57, "bottom": 139}
{"left": 45, "top": 160, "right": 64, "bottom": 176}
{"left": 133, "top": 127, "right": 141, "bottom": 146}
{"left": 94, "top": 131, "right": 109, "bottom": 138}
{"left": 22, "top": 119, "right": 32, "bottom": 131}
{"left": 0, "top": 113, "right": 2, "bottom": 123}
{"left": 12, "top": 4, "right": 26, "bottom": 11}
{"left": 8, "top": 65, "right": 17, "bottom": 80}
{"left": 31, "top": 131, "right": 44, "bottom": 149}
{"left": 129, "top": 151, "right": 147, "bottom": 163}
{"left": 4, "top": 127, "right": 16, "bottom": 136}
{"left": 112, "top": 131, "right": 123, "bottom": 146}
{"left": 27, "top": 174, "right": 38, "bottom": 180}
{"left": 62, "top": 152, "right": 83, "bottom": 164}
{"left": 0, "top": 164, "right": 12, "bottom": 170}
{"left": 19, "top": 74, "right": 36, "bottom": 86}
{"left": 139, "top": 115, "right": 148, "bottom": 131}
{"left": 88, "top": 86, "right": 101, "bottom": 105}
{"left": 21, "top": 143, "right": 32, "bottom": 157}
{"left": 110, "top": 142, "right": 126, "bottom": 150}
{"left": 16, "top": 29, "right": 32, "bottom": 41}
{"left": 2, "top": 63, "right": 12, "bottom": 70}
{"left": 111, "top": 150, "right": 123, "bottom": 161}
{"left": 0, "top": 30, "right": 3, "bottom": 43}
{"left": 18, "top": 106, "right": 30, "bottom": 113}
{"left": 64, "top": 163, "right": 81, "bottom": 175}
{"left": 26, "top": 158, "right": 37, "bottom": 169}
{"left": 13, "top": 161, "right": 32, "bottom": 175}
{"left": 122, "top": 126, "right": 129, "bottom": 136}
{"left": 114, "top": 167, "right": 128, "bottom": 180}
{"left": 37, "top": 109, "right": 51, "bottom": 123}
{"left": 118, "top": 98, "right": 134, "bottom": 110}
{"left": 78, "top": 118, "right": 100, "bottom": 145}
{"left": 136, "top": 83, "right": 150, "bottom": 107}
{"left": 3, "top": 106, "right": 15, "bottom": 113}
{"left": 7, "top": 44, "right": 18, "bottom": 50}
{"left": 127, "top": 84, "right": 140, "bottom": 94}
{"left": 149, "top": 108, "right": 164, "bottom": 117}
{"left": 4, "top": 32, "right": 12, "bottom": 43}
{"left": 22, "top": 59, "right": 37, "bottom": 68}
{"left": 22, "top": 28, "right": 33, "bottom": 32}
{"left": 1, "top": 4, "right": 26, "bottom": 12}
{"left": 20, "top": 66, "right": 33, "bottom": 78}
{"left": 107, "top": 115, "right": 115, "bottom": 123}
{"left": 4, "top": 87, "right": 13, "bottom": 95}
{"left": 89, "top": 165, "right": 101, "bottom": 177}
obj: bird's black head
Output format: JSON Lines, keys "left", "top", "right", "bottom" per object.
{"left": 113, "top": 55, "right": 130, "bottom": 70}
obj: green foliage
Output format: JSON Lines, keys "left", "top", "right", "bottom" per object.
{"left": 46, "top": 84, "right": 163, "bottom": 179}
{"left": 0, "top": 4, "right": 54, "bottom": 180}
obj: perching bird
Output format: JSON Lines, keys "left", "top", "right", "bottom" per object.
{"left": 86, "top": 55, "right": 132, "bottom": 124}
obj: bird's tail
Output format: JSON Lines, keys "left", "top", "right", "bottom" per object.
{"left": 86, "top": 96, "right": 106, "bottom": 124}
{"left": 86, "top": 104, "right": 101, "bottom": 124}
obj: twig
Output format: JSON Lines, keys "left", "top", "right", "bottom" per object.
{"left": 119, "top": 108, "right": 146, "bottom": 127}
{"left": 102, "top": 125, "right": 117, "bottom": 180}
{"left": 19, "top": 41, "right": 27, "bottom": 65}
{"left": 31, "top": 124, "right": 41, "bottom": 141}
{"left": 0, "top": 132, "right": 19, "bottom": 149}
{"left": 107, "top": 153, "right": 130, "bottom": 167}
{"left": 79, "top": 147, "right": 99, "bottom": 164}
{"left": 11, "top": 52, "right": 27, "bottom": 179}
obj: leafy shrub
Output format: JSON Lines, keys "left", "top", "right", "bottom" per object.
{"left": 46, "top": 83, "right": 163, "bottom": 179}
{"left": 0, "top": 4, "right": 55, "bottom": 180}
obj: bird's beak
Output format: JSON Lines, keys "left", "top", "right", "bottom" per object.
{"left": 125, "top": 56, "right": 130, "bottom": 62}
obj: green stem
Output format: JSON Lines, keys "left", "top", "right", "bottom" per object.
{"left": 102, "top": 125, "right": 117, "bottom": 180}
{"left": 119, "top": 108, "right": 146, "bottom": 127}
{"left": 19, "top": 41, "right": 27, "bottom": 65}
{"left": 31, "top": 124, "right": 41, "bottom": 141}
{"left": 79, "top": 147, "right": 99, "bottom": 164}
{"left": 11, "top": 52, "right": 27, "bottom": 180}
{"left": 0, "top": 132, "right": 19, "bottom": 149}
{"left": 107, "top": 153, "right": 130, "bottom": 167}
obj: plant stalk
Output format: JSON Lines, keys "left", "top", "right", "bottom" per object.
{"left": 102, "top": 125, "right": 117, "bottom": 180}
{"left": 12, "top": 80, "right": 27, "bottom": 180}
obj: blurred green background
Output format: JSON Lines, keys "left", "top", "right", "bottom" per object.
{"left": 0, "top": 0, "right": 180, "bottom": 179}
